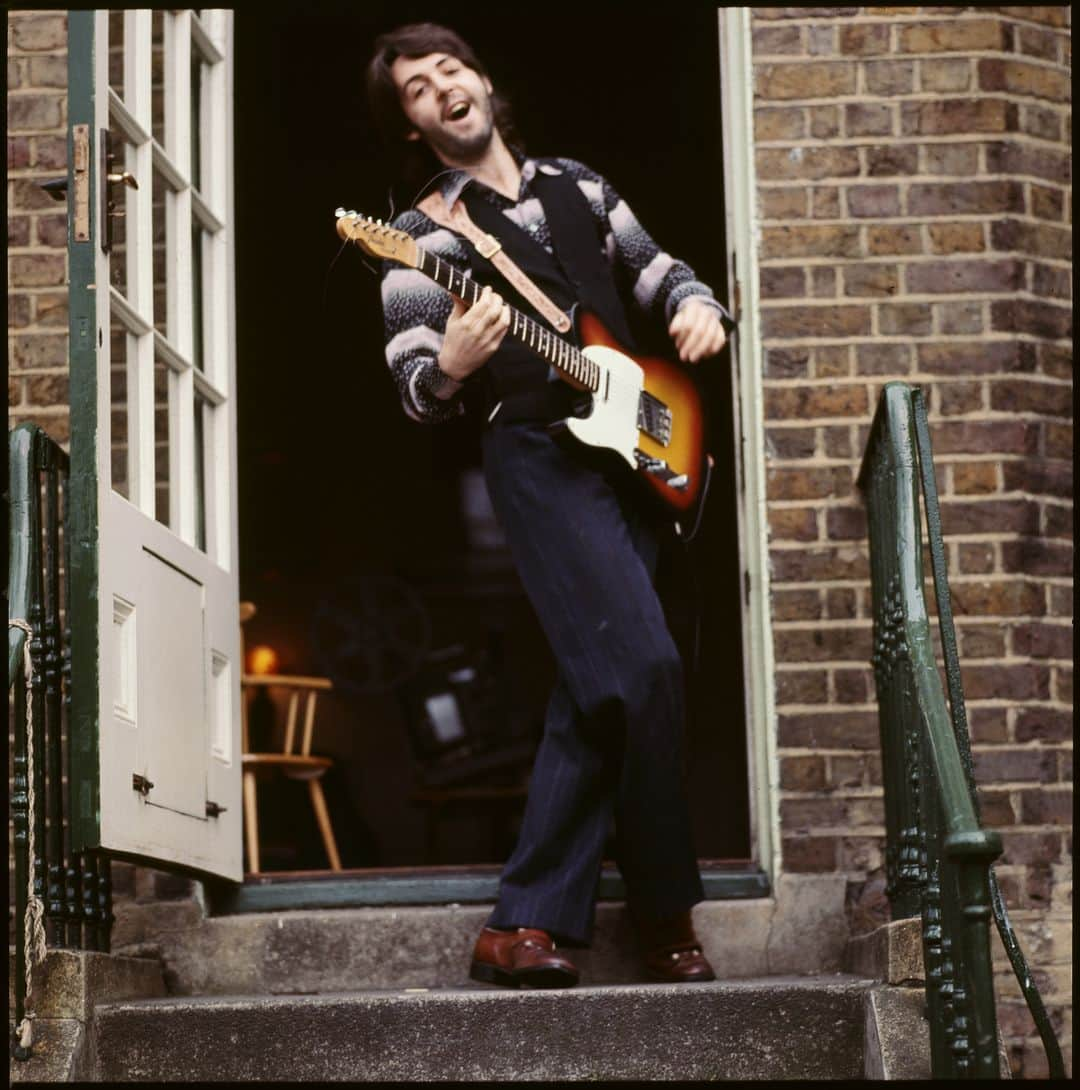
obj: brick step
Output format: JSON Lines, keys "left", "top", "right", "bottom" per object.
{"left": 92, "top": 976, "right": 873, "bottom": 1081}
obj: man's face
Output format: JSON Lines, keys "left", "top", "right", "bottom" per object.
{"left": 390, "top": 52, "right": 496, "bottom": 165}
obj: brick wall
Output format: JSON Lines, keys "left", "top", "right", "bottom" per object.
{"left": 751, "top": 6, "right": 1071, "bottom": 1077}
{"left": 8, "top": 9, "right": 71, "bottom": 445}
{"left": 7, "top": 7, "right": 70, "bottom": 946}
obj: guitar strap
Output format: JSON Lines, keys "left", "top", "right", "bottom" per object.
{"left": 416, "top": 190, "right": 573, "bottom": 334}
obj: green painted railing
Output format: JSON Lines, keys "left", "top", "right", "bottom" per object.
{"left": 857, "top": 383, "right": 1064, "bottom": 1079}
{"left": 9, "top": 423, "right": 113, "bottom": 1062}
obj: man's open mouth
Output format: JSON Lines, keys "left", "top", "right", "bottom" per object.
{"left": 446, "top": 101, "right": 471, "bottom": 121}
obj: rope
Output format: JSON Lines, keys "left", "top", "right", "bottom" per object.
{"left": 9, "top": 619, "right": 48, "bottom": 1053}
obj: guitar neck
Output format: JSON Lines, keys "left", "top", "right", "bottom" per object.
{"left": 414, "top": 247, "right": 599, "bottom": 393}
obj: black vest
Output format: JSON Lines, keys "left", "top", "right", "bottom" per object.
{"left": 457, "top": 165, "right": 635, "bottom": 409}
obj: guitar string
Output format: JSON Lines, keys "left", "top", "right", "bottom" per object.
{"left": 395, "top": 165, "right": 605, "bottom": 390}
{"left": 344, "top": 221, "right": 681, "bottom": 472}
{"left": 422, "top": 246, "right": 595, "bottom": 388}
{"left": 398, "top": 164, "right": 599, "bottom": 389}
{"left": 333, "top": 201, "right": 598, "bottom": 393}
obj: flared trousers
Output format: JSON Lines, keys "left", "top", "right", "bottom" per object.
{"left": 482, "top": 420, "right": 704, "bottom": 946}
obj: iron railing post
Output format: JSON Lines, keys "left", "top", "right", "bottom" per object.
{"left": 910, "top": 388, "right": 1065, "bottom": 1081}
{"left": 9, "top": 423, "right": 105, "bottom": 1060}
{"left": 858, "top": 383, "right": 1065, "bottom": 1079}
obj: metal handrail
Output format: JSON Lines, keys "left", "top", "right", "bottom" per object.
{"left": 857, "top": 383, "right": 1064, "bottom": 1079}
{"left": 910, "top": 388, "right": 1065, "bottom": 1081}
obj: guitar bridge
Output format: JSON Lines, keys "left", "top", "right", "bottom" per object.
{"left": 635, "top": 451, "right": 689, "bottom": 491}
{"left": 638, "top": 391, "right": 672, "bottom": 447}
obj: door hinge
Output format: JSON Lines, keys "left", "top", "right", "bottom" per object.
{"left": 743, "top": 570, "right": 751, "bottom": 604}
{"left": 132, "top": 773, "right": 154, "bottom": 796}
{"left": 205, "top": 800, "right": 227, "bottom": 818}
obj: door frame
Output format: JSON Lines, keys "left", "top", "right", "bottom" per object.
{"left": 208, "top": 6, "right": 778, "bottom": 906}
{"left": 718, "top": 7, "right": 780, "bottom": 884}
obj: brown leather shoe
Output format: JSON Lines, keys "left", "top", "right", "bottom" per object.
{"left": 469, "top": 927, "right": 580, "bottom": 989}
{"left": 632, "top": 908, "right": 716, "bottom": 983}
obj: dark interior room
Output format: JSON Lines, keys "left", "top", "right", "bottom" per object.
{"left": 233, "top": 1, "right": 750, "bottom": 874}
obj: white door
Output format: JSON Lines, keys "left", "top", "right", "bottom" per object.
{"left": 68, "top": 10, "right": 241, "bottom": 879}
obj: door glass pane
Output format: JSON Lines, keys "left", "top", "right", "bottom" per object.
{"left": 106, "top": 129, "right": 132, "bottom": 298}
{"left": 154, "top": 358, "right": 171, "bottom": 528}
{"left": 151, "top": 12, "right": 165, "bottom": 146}
{"left": 110, "top": 327, "right": 130, "bottom": 500}
{"left": 194, "top": 393, "right": 208, "bottom": 552}
{"left": 152, "top": 166, "right": 172, "bottom": 339}
{"left": 190, "top": 53, "right": 203, "bottom": 190}
{"left": 108, "top": 10, "right": 124, "bottom": 100}
{"left": 192, "top": 224, "right": 205, "bottom": 370}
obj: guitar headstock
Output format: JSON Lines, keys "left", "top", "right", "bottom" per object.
{"left": 334, "top": 209, "right": 419, "bottom": 268}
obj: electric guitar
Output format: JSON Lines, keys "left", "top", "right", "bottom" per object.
{"left": 335, "top": 209, "right": 713, "bottom": 526}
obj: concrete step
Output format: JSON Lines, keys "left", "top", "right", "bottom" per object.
{"left": 9, "top": 949, "right": 166, "bottom": 1083}
{"left": 153, "top": 891, "right": 852, "bottom": 996}
{"left": 93, "top": 975, "right": 873, "bottom": 1081}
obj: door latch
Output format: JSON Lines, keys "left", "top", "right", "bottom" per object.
{"left": 205, "top": 800, "right": 227, "bottom": 818}
{"left": 132, "top": 773, "right": 154, "bottom": 796}
{"left": 39, "top": 177, "right": 67, "bottom": 200}
{"left": 100, "top": 128, "right": 139, "bottom": 255}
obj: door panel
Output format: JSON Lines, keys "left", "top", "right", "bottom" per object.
{"left": 139, "top": 549, "right": 206, "bottom": 820}
{"left": 68, "top": 9, "right": 241, "bottom": 879}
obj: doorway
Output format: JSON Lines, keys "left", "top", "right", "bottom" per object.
{"left": 233, "top": 2, "right": 750, "bottom": 876}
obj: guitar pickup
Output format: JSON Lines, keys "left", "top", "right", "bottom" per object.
{"left": 637, "top": 391, "right": 673, "bottom": 447}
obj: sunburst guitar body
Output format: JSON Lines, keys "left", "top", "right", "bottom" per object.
{"left": 335, "top": 210, "right": 714, "bottom": 532}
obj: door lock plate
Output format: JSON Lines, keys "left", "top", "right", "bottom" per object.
{"left": 72, "top": 124, "right": 90, "bottom": 242}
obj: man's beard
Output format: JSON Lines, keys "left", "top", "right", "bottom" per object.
{"left": 428, "top": 102, "right": 495, "bottom": 164}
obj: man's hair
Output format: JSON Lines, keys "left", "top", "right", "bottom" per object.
{"left": 365, "top": 22, "right": 521, "bottom": 198}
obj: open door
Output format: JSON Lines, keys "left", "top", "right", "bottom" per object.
{"left": 67, "top": 10, "right": 241, "bottom": 880}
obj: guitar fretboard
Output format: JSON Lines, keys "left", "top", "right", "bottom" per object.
{"left": 416, "top": 248, "right": 600, "bottom": 393}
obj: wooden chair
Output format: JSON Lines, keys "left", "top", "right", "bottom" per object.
{"left": 240, "top": 602, "right": 341, "bottom": 873}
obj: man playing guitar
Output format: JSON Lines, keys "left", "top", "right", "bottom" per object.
{"left": 365, "top": 21, "right": 732, "bottom": 989}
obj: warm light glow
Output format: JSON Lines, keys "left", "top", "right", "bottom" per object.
{"left": 248, "top": 645, "right": 279, "bottom": 676}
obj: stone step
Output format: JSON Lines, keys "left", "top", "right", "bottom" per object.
{"left": 8, "top": 949, "right": 167, "bottom": 1083}
{"left": 93, "top": 975, "right": 873, "bottom": 1081}
{"left": 152, "top": 893, "right": 851, "bottom": 996}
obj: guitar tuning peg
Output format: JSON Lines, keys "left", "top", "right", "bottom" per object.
{"left": 334, "top": 207, "right": 345, "bottom": 218}
{"left": 347, "top": 209, "right": 356, "bottom": 218}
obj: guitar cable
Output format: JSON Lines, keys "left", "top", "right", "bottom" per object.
{"left": 325, "top": 169, "right": 463, "bottom": 308}
{"left": 687, "top": 536, "right": 704, "bottom": 682}
{"left": 670, "top": 453, "right": 714, "bottom": 681}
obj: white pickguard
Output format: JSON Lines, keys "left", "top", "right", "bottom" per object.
{"left": 563, "top": 344, "right": 643, "bottom": 467}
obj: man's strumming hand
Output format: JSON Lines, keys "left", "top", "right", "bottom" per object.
{"left": 438, "top": 285, "right": 512, "bottom": 381}
{"left": 668, "top": 299, "right": 728, "bottom": 364}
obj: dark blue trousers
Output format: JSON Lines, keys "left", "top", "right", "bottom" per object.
{"left": 482, "top": 420, "right": 704, "bottom": 946}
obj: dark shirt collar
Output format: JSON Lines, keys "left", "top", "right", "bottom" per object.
{"left": 436, "top": 146, "right": 563, "bottom": 208}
